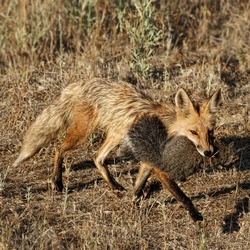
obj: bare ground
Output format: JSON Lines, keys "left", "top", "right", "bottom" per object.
{"left": 0, "top": 57, "right": 249, "bottom": 249}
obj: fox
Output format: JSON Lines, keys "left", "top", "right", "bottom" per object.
{"left": 13, "top": 78, "right": 222, "bottom": 222}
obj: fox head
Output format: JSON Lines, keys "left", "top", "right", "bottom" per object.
{"left": 171, "top": 88, "right": 222, "bottom": 157}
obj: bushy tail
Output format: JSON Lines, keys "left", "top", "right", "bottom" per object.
{"left": 13, "top": 88, "right": 78, "bottom": 167}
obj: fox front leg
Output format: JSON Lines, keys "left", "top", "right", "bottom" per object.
{"left": 153, "top": 167, "right": 203, "bottom": 222}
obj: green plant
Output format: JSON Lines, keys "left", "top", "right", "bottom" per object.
{"left": 200, "top": 225, "right": 208, "bottom": 250}
{"left": 25, "top": 186, "right": 33, "bottom": 207}
{"left": 128, "top": 0, "right": 162, "bottom": 79}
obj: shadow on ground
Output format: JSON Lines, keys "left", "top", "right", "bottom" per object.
{"left": 222, "top": 197, "right": 249, "bottom": 233}
{"left": 221, "top": 136, "right": 250, "bottom": 171}
{"left": 69, "top": 135, "right": 250, "bottom": 233}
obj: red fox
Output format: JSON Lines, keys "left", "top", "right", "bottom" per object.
{"left": 13, "top": 78, "right": 222, "bottom": 221}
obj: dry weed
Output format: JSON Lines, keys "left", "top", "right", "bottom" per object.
{"left": 0, "top": 1, "right": 249, "bottom": 249}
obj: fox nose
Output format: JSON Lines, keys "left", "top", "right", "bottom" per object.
{"left": 204, "top": 150, "right": 213, "bottom": 157}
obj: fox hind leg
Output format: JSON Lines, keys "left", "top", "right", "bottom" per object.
{"left": 94, "top": 132, "right": 125, "bottom": 191}
{"left": 52, "top": 105, "right": 96, "bottom": 191}
{"left": 52, "top": 124, "right": 94, "bottom": 191}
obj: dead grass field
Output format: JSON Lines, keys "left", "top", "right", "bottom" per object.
{"left": 0, "top": 1, "right": 249, "bottom": 249}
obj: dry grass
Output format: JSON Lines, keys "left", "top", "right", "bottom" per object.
{"left": 0, "top": 1, "right": 249, "bottom": 249}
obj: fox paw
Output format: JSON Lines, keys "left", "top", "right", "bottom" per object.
{"left": 110, "top": 179, "right": 125, "bottom": 191}
{"left": 190, "top": 211, "right": 203, "bottom": 222}
{"left": 51, "top": 179, "right": 63, "bottom": 192}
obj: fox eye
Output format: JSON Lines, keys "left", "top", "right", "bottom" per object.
{"left": 190, "top": 130, "right": 198, "bottom": 135}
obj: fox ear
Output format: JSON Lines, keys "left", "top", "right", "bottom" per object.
{"left": 175, "top": 88, "right": 195, "bottom": 115}
{"left": 203, "top": 89, "right": 223, "bottom": 114}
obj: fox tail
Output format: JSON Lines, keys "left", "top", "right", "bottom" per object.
{"left": 13, "top": 87, "right": 77, "bottom": 167}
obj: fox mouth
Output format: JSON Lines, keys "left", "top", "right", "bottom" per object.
{"left": 196, "top": 146, "right": 215, "bottom": 157}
